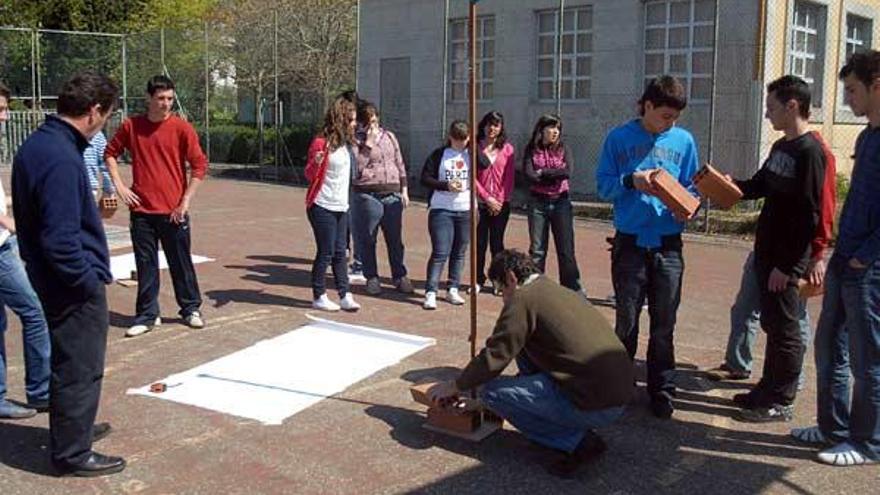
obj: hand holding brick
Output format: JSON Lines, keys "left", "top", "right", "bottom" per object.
{"left": 650, "top": 168, "right": 700, "bottom": 220}
{"left": 693, "top": 163, "right": 742, "bottom": 209}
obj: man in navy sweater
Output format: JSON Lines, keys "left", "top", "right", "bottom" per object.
{"left": 790, "top": 50, "right": 880, "bottom": 467}
{"left": 12, "top": 71, "right": 125, "bottom": 477}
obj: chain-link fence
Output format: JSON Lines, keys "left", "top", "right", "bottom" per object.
{"left": 1, "top": 0, "right": 357, "bottom": 180}
{"left": 357, "top": 0, "right": 864, "bottom": 234}
{"left": 0, "top": 0, "right": 866, "bottom": 231}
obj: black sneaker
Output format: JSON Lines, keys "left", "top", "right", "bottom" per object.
{"left": 546, "top": 430, "right": 608, "bottom": 478}
{"left": 732, "top": 392, "right": 760, "bottom": 409}
{"left": 650, "top": 392, "right": 675, "bottom": 419}
{"left": 735, "top": 404, "right": 794, "bottom": 423}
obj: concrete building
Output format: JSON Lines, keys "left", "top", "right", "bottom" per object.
{"left": 356, "top": 0, "right": 878, "bottom": 198}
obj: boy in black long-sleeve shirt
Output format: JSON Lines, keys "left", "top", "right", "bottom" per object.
{"left": 732, "top": 76, "right": 826, "bottom": 422}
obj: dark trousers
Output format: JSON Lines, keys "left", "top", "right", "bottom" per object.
{"left": 350, "top": 192, "right": 407, "bottom": 280}
{"left": 476, "top": 203, "right": 510, "bottom": 286}
{"left": 751, "top": 261, "right": 805, "bottom": 407}
{"left": 611, "top": 233, "right": 683, "bottom": 398}
{"left": 528, "top": 195, "right": 582, "bottom": 292}
{"left": 308, "top": 205, "right": 350, "bottom": 299}
{"left": 131, "top": 212, "right": 202, "bottom": 325}
{"left": 45, "top": 284, "right": 108, "bottom": 467}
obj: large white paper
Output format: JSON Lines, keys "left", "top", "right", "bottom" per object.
{"left": 110, "top": 251, "right": 214, "bottom": 280}
{"left": 127, "top": 315, "right": 435, "bottom": 425}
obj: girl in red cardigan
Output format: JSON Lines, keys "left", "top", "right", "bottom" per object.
{"left": 305, "top": 96, "right": 361, "bottom": 312}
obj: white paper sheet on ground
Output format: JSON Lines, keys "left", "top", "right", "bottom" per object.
{"left": 110, "top": 251, "right": 215, "bottom": 280}
{"left": 126, "top": 315, "right": 436, "bottom": 425}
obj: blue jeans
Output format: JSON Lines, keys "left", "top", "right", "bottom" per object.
{"left": 130, "top": 212, "right": 202, "bottom": 325}
{"left": 611, "top": 232, "right": 683, "bottom": 398}
{"left": 528, "top": 195, "right": 583, "bottom": 292}
{"left": 725, "top": 252, "right": 811, "bottom": 385}
{"left": 480, "top": 355, "right": 624, "bottom": 453}
{"left": 308, "top": 205, "right": 350, "bottom": 299}
{"left": 0, "top": 236, "right": 50, "bottom": 403}
{"left": 815, "top": 255, "right": 880, "bottom": 460}
{"left": 350, "top": 192, "right": 407, "bottom": 280}
{"left": 425, "top": 209, "right": 469, "bottom": 293}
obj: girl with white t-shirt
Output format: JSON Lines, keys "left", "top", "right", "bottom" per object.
{"left": 419, "top": 120, "right": 472, "bottom": 310}
{"left": 304, "top": 96, "right": 362, "bottom": 312}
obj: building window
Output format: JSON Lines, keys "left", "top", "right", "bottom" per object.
{"left": 536, "top": 6, "right": 593, "bottom": 101}
{"left": 845, "top": 13, "right": 873, "bottom": 59}
{"left": 788, "top": 1, "right": 826, "bottom": 108}
{"left": 449, "top": 16, "right": 495, "bottom": 101}
{"left": 644, "top": 0, "right": 715, "bottom": 102}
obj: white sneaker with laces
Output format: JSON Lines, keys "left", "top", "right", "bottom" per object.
{"left": 126, "top": 317, "right": 161, "bottom": 338}
{"left": 185, "top": 311, "right": 205, "bottom": 329}
{"left": 423, "top": 291, "right": 437, "bottom": 310}
{"left": 313, "top": 294, "right": 341, "bottom": 312}
{"left": 447, "top": 288, "right": 465, "bottom": 305}
{"left": 817, "top": 442, "right": 877, "bottom": 466}
{"left": 340, "top": 293, "right": 361, "bottom": 312}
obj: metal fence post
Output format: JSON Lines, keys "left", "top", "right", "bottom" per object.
{"left": 34, "top": 29, "right": 42, "bottom": 111}
{"left": 122, "top": 35, "right": 129, "bottom": 118}
{"left": 555, "top": 0, "right": 564, "bottom": 114}
{"left": 204, "top": 21, "right": 211, "bottom": 163}
{"left": 704, "top": 0, "right": 721, "bottom": 234}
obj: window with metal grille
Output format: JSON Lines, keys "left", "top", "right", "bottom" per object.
{"left": 643, "top": 0, "right": 715, "bottom": 103}
{"left": 449, "top": 16, "right": 495, "bottom": 102}
{"left": 845, "top": 13, "right": 873, "bottom": 59}
{"left": 788, "top": 1, "right": 826, "bottom": 108}
{"left": 536, "top": 6, "right": 593, "bottom": 101}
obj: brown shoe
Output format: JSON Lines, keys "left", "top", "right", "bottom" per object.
{"left": 705, "top": 364, "right": 750, "bottom": 381}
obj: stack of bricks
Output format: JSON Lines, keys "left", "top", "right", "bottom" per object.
{"left": 409, "top": 380, "right": 500, "bottom": 438}
{"left": 693, "top": 163, "right": 743, "bottom": 210}
{"left": 650, "top": 168, "right": 700, "bottom": 219}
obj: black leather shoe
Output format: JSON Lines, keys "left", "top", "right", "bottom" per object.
{"left": 54, "top": 452, "right": 126, "bottom": 477}
{"left": 547, "top": 430, "right": 608, "bottom": 478}
{"left": 650, "top": 392, "right": 675, "bottom": 419}
{"left": 26, "top": 400, "right": 49, "bottom": 413}
{"left": 92, "top": 422, "right": 112, "bottom": 442}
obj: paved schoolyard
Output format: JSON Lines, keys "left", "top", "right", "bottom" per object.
{"left": 0, "top": 169, "right": 876, "bottom": 494}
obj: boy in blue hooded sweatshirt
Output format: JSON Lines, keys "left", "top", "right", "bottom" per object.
{"left": 596, "top": 76, "right": 699, "bottom": 419}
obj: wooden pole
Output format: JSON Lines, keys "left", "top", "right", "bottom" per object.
{"left": 468, "top": 1, "right": 478, "bottom": 360}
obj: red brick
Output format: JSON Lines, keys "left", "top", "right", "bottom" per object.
{"left": 693, "top": 164, "right": 742, "bottom": 209}
{"left": 798, "top": 279, "right": 824, "bottom": 298}
{"left": 651, "top": 168, "right": 701, "bottom": 219}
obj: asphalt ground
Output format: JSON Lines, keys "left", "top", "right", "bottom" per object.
{"left": 0, "top": 169, "right": 876, "bottom": 494}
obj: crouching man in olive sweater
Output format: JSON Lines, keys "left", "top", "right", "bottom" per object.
{"left": 428, "top": 249, "right": 633, "bottom": 477}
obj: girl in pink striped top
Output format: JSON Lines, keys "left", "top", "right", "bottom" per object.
{"left": 475, "top": 111, "right": 515, "bottom": 292}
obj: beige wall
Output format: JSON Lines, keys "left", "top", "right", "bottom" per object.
{"left": 763, "top": 0, "right": 880, "bottom": 175}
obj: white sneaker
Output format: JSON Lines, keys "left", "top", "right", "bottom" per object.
{"left": 817, "top": 442, "right": 878, "bottom": 466}
{"left": 447, "top": 288, "right": 465, "bottom": 305}
{"left": 313, "top": 294, "right": 340, "bottom": 312}
{"left": 126, "top": 317, "right": 161, "bottom": 338}
{"left": 423, "top": 291, "right": 437, "bottom": 310}
{"left": 185, "top": 311, "right": 205, "bottom": 329}
{"left": 340, "top": 293, "right": 361, "bottom": 312}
